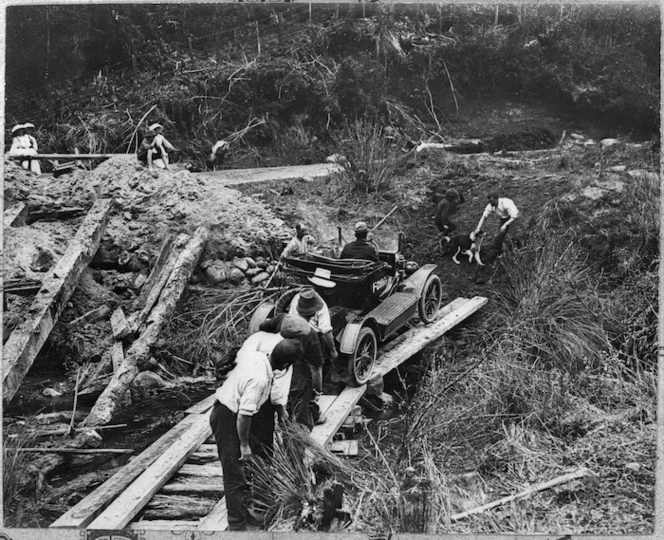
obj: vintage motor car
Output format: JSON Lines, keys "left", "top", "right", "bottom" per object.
{"left": 249, "top": 227, "right": 442, "bottom": 385}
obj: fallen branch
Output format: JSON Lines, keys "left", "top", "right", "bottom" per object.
{"left": 450, "top": 467, "right": 595, "bottom": 522}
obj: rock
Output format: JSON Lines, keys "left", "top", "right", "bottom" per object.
{"left": 251, "top": 271, "right": 270, "bottom": 284}
{"left": 583, "top": 139, "right": 596, "bottom": 146}
{"left": 245, "top": 257, "right": 257, "bottom": 268}
{"left": 229, "top": 268, "right": 246, "bottom": 282}
{"left": 255, "top": 257, "right": 269, "bottom": 269}
{"left": 77, "top": 428, "right": 102, "bottom": 449}
{"left": 377, "top": 392, "right": 394, "bottom": 407}
{"left": 205, "top": 264, "right": 227, "bottom": 284}
{"left": 625, "top": 462, "right": 641, "bottom": 472}
{"left": 325, "top": 153, "right": 346, "bottom": 163}
{"left": 601, "top": 138, "right": 619, "bottom": 147}
{"left": 609, "top": 165, "right": 627, "bottom": 172}
{"left": 232, "top": 257, "right": 250, "bottom": 273}
{"left": 132, "top": 370, "right": 167, "bottom": 390}
{"left": 123, "top": 212, "right": 133, "bottom": 220}
{"left": 41, "top": 387, "right": 63, "bottom": 398}
{"left": 266, "top": 264, "right": 276, "bottom": 274}
{"left": 571, "top": 133, "right": 584, "bottom": 140}
{"left": 245, "top": 267, "right": 262, "bottom": 277}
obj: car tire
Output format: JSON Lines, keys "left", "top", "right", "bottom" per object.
{"left": 248, "top": 302, "right": 275, "bottom": 334}
{"left": 418, "top": 274, "right": 442, "bottom": 324}
{"left": 348, "top": 327, "right": 377, "bottom": 386}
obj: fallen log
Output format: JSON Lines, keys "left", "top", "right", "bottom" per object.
{"left": 3, "top": 278, "right": 42, "bottom": 296}
{"left": 9, "top": 153, "right": 123, "bottom": 160}
{"left": 4, "top": 202, "right": 29, "bottom": 228}
{"left": 131, "top": 235, "right": 174, "bottom": 310}
{"left": 142, "top": 495, "right": 217, "bottom": 520}
{"left": 16, "top": 448, "right": 133, "bottom": 455}
{"left": 3, "top": 198, "right": 114, "bottom": 405}
{"left": 449, "top": 467, "right": 595, "bottom": 522}
{"left": 81, "top": 227, "right": 209, "bottom": 427}
{"left": 26, "top": 206, "right": 86, "bottom": 224}
{"left": 127, "top": 234, "right": 187, "bottom": 334}
{"left": 66, "top": 305, "right": 111, "bottom": 329}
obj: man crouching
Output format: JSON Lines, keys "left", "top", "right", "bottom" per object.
{"left": 209, "top": 339, "right": 303, "bottom": 531}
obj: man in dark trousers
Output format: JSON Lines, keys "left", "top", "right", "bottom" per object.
{"left": 339, "top": 221, "right": 380, "bottom": 262}
{"left": 259, "top": 313, "right": 325, "bottom": 429}
{"left": 434, "top": 188, "right": 464, "bottom": 234}
{"left": 209, "top": 339, "right": 303, "bottom": 531}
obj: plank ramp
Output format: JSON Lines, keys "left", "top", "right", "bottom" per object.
{"left": 3, "top": 197, "right": 114, "bottom": 405}
{"left": 196, "top": 162, "right": 343, "bottom": 186}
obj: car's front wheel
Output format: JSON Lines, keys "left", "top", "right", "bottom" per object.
{"left": 418, "top": 274, "right": 442, "bottom": 323}
{"left": 348, "top": 327, "right": 378, "bottom": 386}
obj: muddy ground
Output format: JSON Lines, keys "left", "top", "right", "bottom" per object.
{"left": 3, "top": 98, "right": 658, "bottom": 529}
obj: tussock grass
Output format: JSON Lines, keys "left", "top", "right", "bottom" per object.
{"left": 3, "top": 426, "right": 42, "bottom": 527}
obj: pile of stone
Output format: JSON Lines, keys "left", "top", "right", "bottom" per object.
{"left": 201, "top": 255, "right": 278, "bottom": 286}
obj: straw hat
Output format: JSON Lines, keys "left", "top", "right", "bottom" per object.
{"left": 23, "top": 122, "right": 35, "bottom": 129}
{"left": 11, "top": 124, "right": 24, "bottom": 134}
{"left": 148, "top": 123, "right": 163, "bottom": 131}
{"left": 296, "top": 288, "right": 324, "bottom": 317}
{"left": 307, "top": 267, "right": 336, "bottom": 289}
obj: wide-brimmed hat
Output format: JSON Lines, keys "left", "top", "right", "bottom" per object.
{"left": 307, "top": 267, "right": 336, "bottom": 289}
{"left": 23, "top": 122, "right": 35, "bottom": 129}
{"left": 11, "top": 124, "right": 25, "bottom": 134}
{"left": 280, "top": 314, "right": 310, "bottom": 339}
{"left": 296, "top": 288, "right": 324, "bottom": 317}
{"left": 148, "top": 123, "right": 163, "bottom": 131}
{"left": 354, "top": 221, "right": 368, "bottom": 233}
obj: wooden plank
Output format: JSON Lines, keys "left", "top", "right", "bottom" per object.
{"left": 316, "top": 395, "right": 337, "bottom": 416}
{"left": 128, "top": 520, "right": 200, "bottom": 530}
{"left": 185, "top": 394, "right": 217, "bottom": 415}
{"left": 160, "top": 483, "right": 223, "bottom": 495}
{"left": 111, "top": 341, "right": 124, "bottom": 373}
{"left": 375, "top": 296, "right": 488, "bottom": 378}
{"left": 131, "top": 235, "right": 174, "bottom": 310}
{"left": 110, "top": 307, "right": 131, "bottom": 339}
{"left": 87, "top": 414, "right": 212, "bottom": 530}
{"left": 198, "top": 497, "right": 228, "bottom": 531}
{"left": 50, "top": 413, "right": 205, "bottom": 528}
{"left": 310, "top": 386, "right": 366, "bottom": 446}
{"left": 178, "top": 464, "right": 223, "bottom": 477}
{"left": 328, "top": 440, "right": 359, "bottom": 456}
{"left": 3, "top": 197, "right": 114, "bottom": 405}
{"left": 4, "top": 202, "right": 28, "bottom": 228}
{"left": 9, "top": 153, "right": 123, "bottom": 160}
{"left": 3, "top": 279, "right": 42, "bottom": 296}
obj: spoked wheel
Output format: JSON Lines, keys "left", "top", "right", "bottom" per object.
{"left": 348, "top": 327, "right": 378, "bottom": 386}
{"left": 418, "top": 274, "right": 442, "bottom": 323}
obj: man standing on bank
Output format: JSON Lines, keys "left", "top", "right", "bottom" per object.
{"left": 210, "top": 339, "right": 303, "bottom": 531}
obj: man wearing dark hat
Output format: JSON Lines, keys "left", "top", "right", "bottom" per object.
{"left": 339, "top": 222, "right": 380, "bottom": 262}
{"left": 259, "top": 314, "right": 324, "bottom": 429}
{"left": 210, "top": 339, "right": 303, "bottom": 531}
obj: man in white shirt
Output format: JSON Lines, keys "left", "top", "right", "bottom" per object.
{"left": 210, "top": 339, "right": 302, "bottom": 531}
{"left": 474, "top": 192, "right": 519, "bottom": 236}
{"left": 281, "top": 223, "right": 314, "bottom": 259}
{"left": 148, "top": 123, "right": 176, "bottom": 169}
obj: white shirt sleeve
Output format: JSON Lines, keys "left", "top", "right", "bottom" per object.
{"left": 314, "top": 305, "right": 333, "bottom": 334}
{"left": 482, "top": 203, "right": 494, "bottom": 219}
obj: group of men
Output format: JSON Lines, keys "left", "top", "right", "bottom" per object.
{"left": 211, "top": 284, "right": 344, "bottom": 530}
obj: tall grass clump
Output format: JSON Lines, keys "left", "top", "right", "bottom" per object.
{"left": 330, "top": 117, "right": 406, "bottom": 194}
{"left": 3, "top": 428, "right": 41, "bottom": 527}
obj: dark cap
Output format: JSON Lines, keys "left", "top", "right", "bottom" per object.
{"left": 280, "top": 314, "right": 310, "bottom": 339}
{"left": 296, "top": 288, "right": 324, "bottom": 317}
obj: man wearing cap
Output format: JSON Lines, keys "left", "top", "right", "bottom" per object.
{"left": 339, "top": 222, "right": 380, "bottom": 262}
{"left": 149, "top": 123, "right": 176, "bottom": 168}
{"left": 281, "top": 223, "right": 315, "bottom": 259}
{"left": 259, "top": 313, "right": 324, "bottom": 429}
{"left": 210, "top": 339, "right": 302, "bottom": 531}
{"left": 9, "top": 123, "right": 41, "bottom": 174}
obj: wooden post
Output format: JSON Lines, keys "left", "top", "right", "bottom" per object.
{"left": 3, "top": 198, "right": 114, "bottom": 405}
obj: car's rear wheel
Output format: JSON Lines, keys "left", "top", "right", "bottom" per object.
{"left": 418, "top": 274, "right": 442, "bottom": 323}
{"left": 248, "top": 302, "right": 275, "bottom": 334}
{"left": 348, "top": 327, "right": 377, "bottom": 386}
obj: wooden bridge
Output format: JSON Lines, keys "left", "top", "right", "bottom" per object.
{"left": 50, "top": 295, "right": 487, "bottom": 531}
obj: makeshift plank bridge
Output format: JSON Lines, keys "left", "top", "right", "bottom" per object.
{"left": 50, "top": 295, "right": 487, "bottom": 531}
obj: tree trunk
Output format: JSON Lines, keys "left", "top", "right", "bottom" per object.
{"left": 81, "top": 227, "right": 209, "bottom": 427}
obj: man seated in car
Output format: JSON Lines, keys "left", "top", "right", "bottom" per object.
{"left": 339, "top": 222, "right": 379, "bottom": 262}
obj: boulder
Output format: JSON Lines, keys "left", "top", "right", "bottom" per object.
{"left": 251, "top": 271, "right": 270, "bottom": 284}
{"left": 232, "top": 257, "right": 250, "bottom": 272}
{"left": 229, "top": 268, "right": 246, "bottom": 282}
{"left": 255, "top": 257, "right": 269, "bottom": 269}
{"left": 205, "top": 264, "right": 227, "bottom": 284}
{"left": 246, "top": 267, "right": 262, "bottom": 277}
{"left": 132, "top": 370, "right": 167, "bottom": 390}
{"left": 601, "top": 138, "right": 619, "bottom": 147}
{"left": 245, "top": 257, "right": 257, "bottom": 268}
